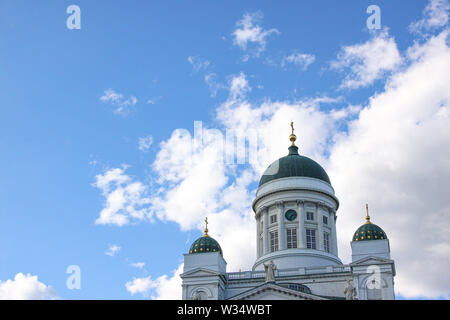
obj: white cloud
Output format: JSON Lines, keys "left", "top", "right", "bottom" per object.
{"left": 0, "top": 273, "right": 58, "bottom": 300}
{"left": 125, "top": 276, "right": 153, "bottom": 297}
{"left": 130, "top": 262, "right": 145, "bottom": 269}
{"left": 330, "top": 30, "right": 402, "bottom": 89}
{"left": 409, "top": 0, "right": 449, "bottom": 33}
{"left": 105, "top": 244, "right": 121, "bottom": 256}
{"left": 138, "top": 136, "right": 153, "bottom": 152}
{"left": 93, "top": 167, "right": 152, "bottom": 226}
{"left": 282, "top": 52, "right": 316, "bottom": 70}
{"left": 100, "top": 89, "right": 138, "bottom": 115}
{"left": 125, "top": 264, "right": 183, "bottom": 299}
{"left": 232, "top": 12, "right": 279, "bottom": 58}
{"left": 188, "top": 56, "right": 211, "bottom": 72}
{"left": 228, "top": 72, "right": 251, "bottom": 100}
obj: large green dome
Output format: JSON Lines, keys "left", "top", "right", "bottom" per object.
{"left": 353, "top": 222, "right": 387, "bottom": 242}
{"left": 189, "top": 235, "right": 223, "bottom": 256}
{"left": 259, "top": 145, "right": 331, "bottom": 187}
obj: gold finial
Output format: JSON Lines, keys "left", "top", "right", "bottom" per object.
{"left": 203, "top": 217, "right": 209, "bottom": 237}
{"left": 289, "top": 121, "right": 297, "bottom": 146}
{"left": 365, "top": 204, "right": 371, "bottom": 224}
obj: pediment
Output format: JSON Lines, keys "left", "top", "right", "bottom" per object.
{"left": 351, "top": 256, "right": 393, "bottom": 266}
{"left": 180, "top": 267, "right": 223, "bottom": 278}
{"left": 228, "top": 283, "right": 327, "bottom": 300}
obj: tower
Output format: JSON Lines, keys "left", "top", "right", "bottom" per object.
{"left": 350, "top": 205, "right": 396, "bottom": 300}
{"left": 180, "top": 218, "right": 227, "bottom": 300}
{"left": 252, "top": 122, "right": 341, "bottom": 270}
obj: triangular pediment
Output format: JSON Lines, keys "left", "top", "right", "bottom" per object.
{"left": 351, "top": 256, "right": 393, "bottom": 266}
{"left": 228, "top": 283, "right": 327, "bottom": 300}
{"left": 180, "top": 267, "right": 224, "bottom": 278}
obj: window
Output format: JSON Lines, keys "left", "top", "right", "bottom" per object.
{"left": 324, "top": 232, "right": 330, "bottom": 253}
{"left": 270, "top": 231, "right": 279, "bottom": 252}
{"left": 306, "top": 211, "right": 314, "bottom": 221}
{"left": 306, "top": 229, "right": 316, "bottom": 249}
{"left": 270, "top": 215, "right": 277, "bottom": 224}
{"left": 323, "top": 215, "right": 328, "bottom": 225}
{"left": 287, "top": 228, "right": 297, "bottom": 249}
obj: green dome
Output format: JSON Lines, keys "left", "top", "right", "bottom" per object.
{"left": 189, "top": 235, "right": 223, "bottom": 256}
{"left": 353, "top": 222, "right": 387, "bottom": 242}
{"left": 259, "top": 146, "right": 331, "bottom": 187}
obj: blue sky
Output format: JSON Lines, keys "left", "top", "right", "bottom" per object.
{"left": 0, "top": 0, "right": 449, "bottom": 299}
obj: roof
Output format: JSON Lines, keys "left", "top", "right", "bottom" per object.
{"left": 258, "top": 145, "right": 331, "bottom": 187}
{"left": 189, "top": 235, "right": 223, "bottom": 256}
{"left": 353, "top": 222, "right": 387, "bottom": 241}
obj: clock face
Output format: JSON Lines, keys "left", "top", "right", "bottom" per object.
{"left": 285, "top": 210, "right": 297, "bottom": 221}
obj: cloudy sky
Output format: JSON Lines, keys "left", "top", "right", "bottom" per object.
{"left": 0, "top": 0, "right": 449, "bottom": 300}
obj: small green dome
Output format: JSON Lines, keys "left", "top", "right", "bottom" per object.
{"left": 353, "top": 222, "right": 387, "bottom": 241}
{"left": 189, "top": 235, "right": 223, "bottom": 255}
{"left": 259, "top": 146, "right": 331, "bottom": 187}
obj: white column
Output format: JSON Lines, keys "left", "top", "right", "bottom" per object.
{"left": 317, "top": 203, "right": 324, "bottom": 251}
{"left": 331, "top": 210, "right": 338, "bottom": 256}
{"left": 277, "top": 201, "right": 286, "bottom": 250}
{"left": 263, "top": 207, "right": 269, "bottom": 255}
{"left": 297, "top": 200, "right": 306, "bottom": 248}
{"left": 256, "top": 213, "right": 260, "bottom": 258}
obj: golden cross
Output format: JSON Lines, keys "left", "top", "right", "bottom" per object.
{"left": 204, "top": 217, "right": 209, "bottom": 236}
{"left": 365, "top": 204, "right": 371, "bottom": 224}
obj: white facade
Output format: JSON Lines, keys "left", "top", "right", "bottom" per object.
{"left": 180, "top": 148, "right": 396, "bottom": 300}
{"left": 252, "top": 176, "right": 341, "bottom": 270}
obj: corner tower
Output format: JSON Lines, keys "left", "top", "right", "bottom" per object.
{"left": 252, "top": 123, "right": 342, "bottom": 270}
{"left": 181, "top": 218, "right": 227, "bottom": 300}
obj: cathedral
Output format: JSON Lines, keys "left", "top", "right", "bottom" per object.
{"left": 180, "top": 124, "right": 396, "bottom": 300}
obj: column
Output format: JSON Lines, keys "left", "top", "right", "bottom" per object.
{"left": 256, "top": 212, "right": 260, "bottom": 258}
{"left": 331, "top": 209, "right": 338, "bottom": 256}
{"left": 277, "top": 201, "right": 286, "bottom": 250}
{"left": 263, "top": 207, "right": 269, "bottom": 255}
{"left": 317, "top": 203, "right": 324, "bottom": 251}
{"left": 297, "top": 200, "right": 306, "bottom": 248}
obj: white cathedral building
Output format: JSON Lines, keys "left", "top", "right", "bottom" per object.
{"left": 180, "top": 125, "right": 396, "bottom": 300}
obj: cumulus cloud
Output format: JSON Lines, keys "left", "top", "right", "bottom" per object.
{"left": 105, "top": 244, "right": 121, "bottom": 256}
{"left": 330, "top": 30, "right": 402, "bottom": 89}
{"left": 125, "top": 264, "right": 183, "bottom": 299}
{"left": 409, "top": 0, "right": 449, "bottom": 34}
{"left": 282, "top": 52, "right": 316, "bottom": 70}
{"left": 100, "top": 89, "right": 138, "bottom": 115}
{"left": 93, "top": 166, "right": 152, "bottom": 226}
{"left": 232, "top": 12, "right": 279, "bottom": 58}
{"left": 0, "top": 273, "right": 58, "bottom": 300}
{"left": 138, "top": 136, "right": 153, "bottom": 152}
